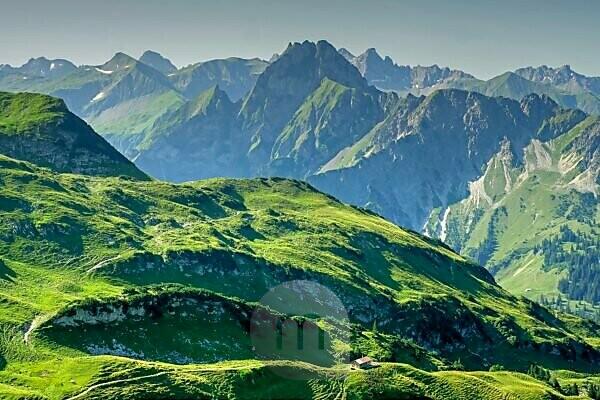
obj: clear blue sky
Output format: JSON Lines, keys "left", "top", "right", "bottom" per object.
{"left": 1, "top": 0, "right": 598, "bottom": 79}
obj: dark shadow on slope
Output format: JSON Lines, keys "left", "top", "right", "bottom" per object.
{"left": 0, "top": 259, "right": 16, "bottom": 282}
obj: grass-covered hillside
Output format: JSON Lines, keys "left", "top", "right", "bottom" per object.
{"left": 0, "top": 151, "right": 599, "bottom": 398}
{"left": 0, "top": 92, "right": 148, "bottom": 180}
{"left": 425, "top": 116, "right": 599, "bottom": 320}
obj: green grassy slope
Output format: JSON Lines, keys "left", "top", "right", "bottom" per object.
{"left": 88, "top": 90, "right": 185, "bottom": 140}
{"left": 0, "top": 85, "right": 598, "bottom": 397}
{"left": 0, "top": 92, "right": 148, "bottom": 179}
{"left": 2, "top": 357, "right": 599, "bottom": 400}
{"left": 0, "top": 153, "right": 598, "bottom": 398}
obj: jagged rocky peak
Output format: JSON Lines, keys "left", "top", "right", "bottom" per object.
{"left": 557, "top": 64, "right": 575, "bottom": 74}
{"left": 407, "top": 89, "right": 483, "bottom": 128}
{"left": 241, "top": 40, "right": 368, "bottom": 111}
{"left": 358, "top": 48, "right": 394, "bottom": 65}
{"left": 347, "top": 47, "right": 474, "bottom": 92}
{"left": 239, "top": 40, "right": 372, "bottom": 162}
{"left": 420, "top": 89, "right": 559, "bottom": 129}
{"left": 248, "top": 39, "right": 374, "bottom": 103}
{"left": 353, "top": 48, "right": 391, "bottom": 74}
{"left": 272, "top": 40, "right": 367, "bottom": 89}
{"left": 418, "top": 88, "right": 478, "bottom": 111}
{"left": 139, "top": 50, "right": 177, "bottom": 74}
{"left": 519, "top": 93, "right": 561, "bottom": 123}
{"left": 515, "top": 64, "right": 584, "bottom": 84}
{"left": 411, "top": 64, "right": 472, "bottom": 87}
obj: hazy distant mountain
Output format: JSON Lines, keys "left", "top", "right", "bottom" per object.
{"left": 0, "top": 53, "right": 268, "bottom": 157}
{"left": 139, "top": 50, "right": 177, "bottom": 74}
{"left": 69, "top": 52, "right": 186, "bottom": 157}
{"left": 344, "top": 48, "right": 473, "bottom": 93}
{"left": 0, "top": 56, "right": 76, "bottom": 80}
{"left": 515, "top": 64, "right": 600, "bottom": 96}
{"left": 341, "top": 49, "right": 600, "bottom": 115}
{"left": 442, "top": 71, "right": 600, "bottom": 115}
{"left": 134, "top": 85, "right": 247, "bottom": 181}
{"left": 170, "top": 57, "right": 268, "bottom": 102}
{"left": 86, "top": 52, "right": 177, "bottom": 113}
{"left": 133, "top": 40, "right": 391, "bottom": 181}
{"left": 3, "top": 44, "right": 600, "bottom": 161}
{"left": 311, "top": 91, "right": 581, "bottom": 228}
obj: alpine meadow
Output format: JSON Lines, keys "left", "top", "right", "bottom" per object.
{"left": 0, "top": 1, "right": 598, "bottom": 399}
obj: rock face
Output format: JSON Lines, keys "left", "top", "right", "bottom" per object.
{"left": 42, "top": 290, "right": 256, "bottom": 364}
{"left": 424, "top": 115, "right": 599, "bottom": 305}
{"left": 310, "top": 91, "right": 585, "bottom": 229}
{"left": 0, "top": 91, "right": 148, "bottom": 179}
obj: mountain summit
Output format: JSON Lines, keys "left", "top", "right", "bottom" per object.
{"left": 139, "top": 50, "right": 177, "bottom": 74}
{"left": 0, "top": 56, "right": 76, "bottom": 80}
{"left": 240, "top": 40, "right": 373, "bottom": 162}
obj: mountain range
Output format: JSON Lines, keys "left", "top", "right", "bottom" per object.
{"left": 0, "top": 40, "right": 598, "bottom": 318}
{"left": 342, "top": 48, "right": 600, "bottom": 115}
{"left": 0, "top": 88, "right": 599, "bottom": 399}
